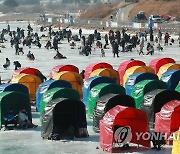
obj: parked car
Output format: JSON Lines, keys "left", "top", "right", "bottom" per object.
{"left": 132, "top": 11, "right": 147, "bottom": 23}
{"left": 150, "top": 15, "right": 162, "bottom": 23}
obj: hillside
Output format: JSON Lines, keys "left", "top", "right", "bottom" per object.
{"left": 79, "top": 2, "right": 128, "bottom": 19}
{"left": 129, "top": 0, "right": 180, "bottom": 20}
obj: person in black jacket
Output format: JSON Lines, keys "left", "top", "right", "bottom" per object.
{"left": 112, "top": 41, "right": 119, "bottom": 57}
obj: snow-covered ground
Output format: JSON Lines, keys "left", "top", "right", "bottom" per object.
{"left": 0, "top": 21, "right": 179, "bottom": 154}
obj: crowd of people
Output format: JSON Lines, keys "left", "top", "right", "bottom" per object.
{"left": 0, "top": 23, "right": 180, "bottom": 71}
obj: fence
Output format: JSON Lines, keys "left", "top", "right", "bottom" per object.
{"left": 72, "top": 18, "right": 180, "bottom": 33}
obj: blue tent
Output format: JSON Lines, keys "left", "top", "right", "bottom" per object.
{"left": 161, "top": 70, "right": 180, "bottom": 90}
{"left": 0, "top": 83, "right": 29, "bottom": 95}
{"left": 82, "top": 76, "right": 115, "bottom": 106}
{"left": 125, "top": 72, "right": 158, "bottom": 95}
{"left": 36, "top": 79, "right": 72, "bottom": 112}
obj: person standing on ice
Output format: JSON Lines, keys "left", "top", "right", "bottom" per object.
{"left": 164, "top": 32, "right": 170, "bottom": 46}
{"left": 139, "top": 35, "right": 145, "bottom": 55}
{"left": 158, "top": 30, "right": 162, "bottom": 43}
{"left": 79, "top": 28, "right": 82, "bottom": 38}
{"left": 112, "top": 40, "right": 119, "bottom": 57}
{"left": 178, "top": 34, "right": 180, "bottom": 47}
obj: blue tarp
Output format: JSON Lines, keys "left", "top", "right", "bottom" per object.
{"left": 36, "top": 79, "right": 72, "bottom": 112}
{"left": 161, "top": 70, "right": 180, "bottom": 90}
{"left": 82, "top": 76, "right": 115, "bottom": 106}
{"left": 125, "top": 72, "right": 158, "bottom": 95}
{"left": 0, "top": 83, "right": 29, "bottom": 95}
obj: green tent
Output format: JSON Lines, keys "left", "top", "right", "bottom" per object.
{"left": 0, "top": 91, "right": 31, "bottom": 127}
{"left": 88, "top": 83, "right": 125, "bottom": 118}
{"left": 40, "top": 87, "right": 80, "bottom": 116}
{"left": 175, "top": 82, "right": 180, "bottom": 93}
{"left": 130, "top": 80, "right": 168, "bottom": 109}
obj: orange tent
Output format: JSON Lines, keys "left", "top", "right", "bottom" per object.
{"left": 10, "top": 73, "right": 42, "bottom": 100}
{"left": 157, "top": 63, "right": 180, "bottom": 78}
{"left": 123, "top": 66, "right": 154, "bottom": 86}
{"left": 90, "top": 68, "right": 119, "bottom": 84}
{"left": 53, "top": 71, "right": 83, "bottom": 97}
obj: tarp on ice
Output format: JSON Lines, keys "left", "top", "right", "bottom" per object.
{"left": 93, "top": 94, "right": 135, "bottom": 132}
{"left": 41, "top": 98, "right": 88, "bottom": 140}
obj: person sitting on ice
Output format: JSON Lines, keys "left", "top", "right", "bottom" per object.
{"left": 157, "top": 43, "right": 163, "bottom": 52}
{"left": 146, "top": 44, "right": 154, "bottom": 55}
{"left": 18, "top": 107, "right": 37, "bottom": 129}
{"left": 70, "top": 40, "right": 76, "bottom": 49}
{"left": 100, "top": 48, "right": 105, "bottom": 57}
{"left": 3, "top": 108, "right": 18, "bottom": 130}
{"left": 3, "top": 58, "right": 10, "bottom": 69}
{"left": 27, "top": 50, "right": 35, "bottom": 61}
{"left": 13, "top": 61, "right": 21, "bottom": 70}
{"left": 54, "top": 51, "right": 67, "bottom": 59}
{"left": 45, "top": 40, "right": 51, "bottom": 50}
{"left": 96, "top": 41, "right": 102, "bottom": 48}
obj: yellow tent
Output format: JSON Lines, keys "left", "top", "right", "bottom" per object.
{"left": 90, "top": 68, "right": 120, "bottom": 84}
{"left": 53, "top": 71, "right": 83, "bottom": 98}
{"left": 123, "top": 66, "right": 155, "bottom": 86}
{"left": 172, "top": 128, "right": 180, "bottom": 154}
{"left": 157, "top": 63, "right": 180, "bottom": 79}
{"left": 10, "top": 73, "right": 42, "bottom": 101}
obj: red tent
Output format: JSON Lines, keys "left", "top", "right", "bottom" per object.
{"left": 118, "top": 60, "right": 145, "bottom": 85}
{"left": 84, "top": 62, "right": 112, "bottom": 79}
{"left": 12, "top": 67, "right": 41, "bottom": 78}
{"left": 100, "top": 105, "right": 150, "bottom": 152}
{"left": 49, "top": 64, "right": 79, "bottom": 78}
{"left": 155, "top": 100, "right": 180, "bottom": 135}
{"left": 149, "top": 58, "right": 175, "bottom": 74}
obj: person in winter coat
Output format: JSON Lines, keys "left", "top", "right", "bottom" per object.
{"left": 139, "top": 36, "right": 145, "bottom": 55}
{"left": 112, "top": 41, "right": 119, "bottom": 57}
{"left": 79, "top": 29, "right": 82, "bottom": 38}
{"left": 164, "top": 32, "right": 170, "bottom": 46}
{"left": 18, "top": 108, "right": 37, "bottom": 129}
{"left": 13, "top": 61, "right": 21, "bottom": 70}
{"left": 3, "top": 58, "right": 10, "bottom": 69}
{"left": 105, "top": 34, "right": 108, "bottom": 45}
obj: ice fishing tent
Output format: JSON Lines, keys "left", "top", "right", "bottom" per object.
{"left": 93, "top": 94, "right": 135, "bottom": 132}
{"left": 84, "top": 62, "right": 113, "bottom": 79}
{"left": 0, "top": 91, "right": 32, "bottom": 127}
{"left": 157, "top": 63, "right": 180, "bottom": 79}
{"left": 12, "top": 67, "right": 43, "bottom": 78}
{"left": 175, "top": 82, "right": 180, "bottom": 93}
{"left": 125, "top": 72, "right": 158, "bottom": 95}
{"left": 123, "top": 66, "right": 155, "bottom": 86}
{"left": 40, "top": 87, "right": 80, "bottom": 116}
{"left": 141, "top": 89, "right": 180, "bottom": 128}
{"left": 100, "top": 105, "right": 150, "bottom": 152}
{"left": 131, "top": 80, "right": 167, "bottom": 109}
{"left": 0, "top": 83, "right": 29, "bottom": 95}
{"left": 82, "top": 76, "right": 115, "bottom": 106}
{"left": 149, "top": 57, "right": 175, "bottom": 74}
{"left": 41, "top": 98, "right": 88, "bottom": 139}
{"left": 49, "top": 65, "right": 79, "bottom": 78}
{"left": 118, "top": 60, "right": 145, "bottom": 85}
{"left": 53, "top": 71, "right": 83, "bottom": 97}
{"left": 155, "top": 100, "right": 180, "bottom": 135}
{"left": 89, "top": 68, "right": 119, "bottom": 84}
{"left": 160, "top": 70, "right": 180, "bottom": 90}
{"left": 36, "top": 80, "right": 72, "bottom": 112}
{"left": 10, "top": 73, "right": 42, "bottom": 101}
{"left": 88, "top": 83, "right": 125, "bottom": 118}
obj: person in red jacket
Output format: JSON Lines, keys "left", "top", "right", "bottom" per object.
{"left": 164, "top": 32, "right": 170, "bottom": 46}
